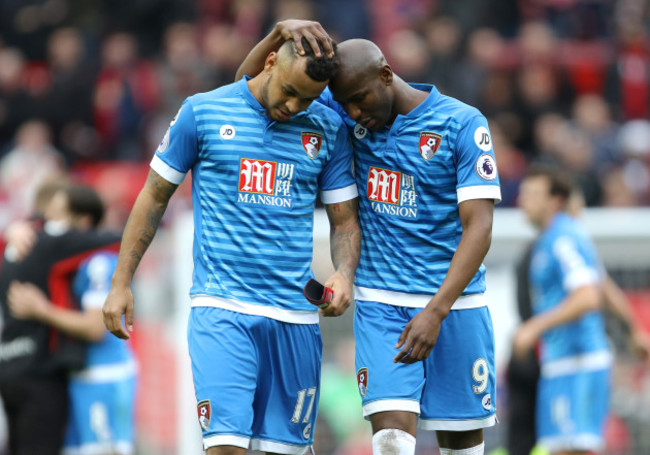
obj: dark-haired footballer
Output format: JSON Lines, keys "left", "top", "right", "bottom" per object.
{"left": 103, "top": 37, "right": 360, "bottom": 454}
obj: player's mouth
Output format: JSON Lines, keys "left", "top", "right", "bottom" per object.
{"left": 361, "top": 118, "right": 375, "bottom": 129}
{"left": 276, "top": 108, "right": 291, "bottom": 120}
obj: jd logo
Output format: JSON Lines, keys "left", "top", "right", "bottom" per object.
{"left": 473, "top": 126, "right": 492, "bottom": 151}
{"left": 220, "top": 124, "right": 236, "bottom": 140}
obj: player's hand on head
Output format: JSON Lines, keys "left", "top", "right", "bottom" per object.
{"left": 320, "top": 271, "right": 353, "bottom": 317}
{"left": 393, "top": 308, "right": 443, "bottom": 364}
{"left": 102, "top": 286, "right": 134, "bottom": 340}
{"left": 276, "top": 19, "right": 334, "bottom": 58}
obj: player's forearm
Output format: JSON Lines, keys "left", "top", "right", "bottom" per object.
{"left": 433, "top": 227, "right": 491, "bottom": 313}
{"left": 235, "top": 25, "right": 284, "bottom": 80}
{"left": 327, "top": 199, "right": 361, "bottom": 283}
{"left": 602, "top": 275, "right": 636, "bottom": 329}
{"left": 330, "top": 221, "right": 361, "bottom": 283}
{"left": 532, "top": 285, "right": 601, "bottom": 334}
{"left": 112, "top": 172, "right": 176, "bottom": 288}
{"left": 38, "top": 306, "right": 105, "bottom": 342}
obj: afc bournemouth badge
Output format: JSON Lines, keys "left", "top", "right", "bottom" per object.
{"left": 419, "top": 132, "right": 442, "bottom": 161}
{"left": 357, "top": 367, "right": 368, "bottom": 397}
{"left": 197, "top": 400, "right": 211, "bottom": 431}
{"left": 301, "top": 131, "right": 323, "bottom": 159}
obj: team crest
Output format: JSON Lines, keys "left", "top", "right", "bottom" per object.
{"left": 301, "top": 131, "right": 322, "bottom": 159}
{"left": 197, "top": 400, "right": 211, "bottom": 431}
{"left": 357, "top": 367, "right": 368, "bottom": 397}
{"left": 419, "top": 132, "right": 442, "bottom": 161}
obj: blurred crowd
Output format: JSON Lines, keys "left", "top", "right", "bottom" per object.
{"left": 1, "top": 0, "right": 650, "bottom": 231}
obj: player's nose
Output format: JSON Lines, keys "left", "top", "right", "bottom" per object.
{"left": 346, "top": 104, "right": 362, "bottom": 121}
{"left": 285, "top": 98, "right": 301, "bottom": 115}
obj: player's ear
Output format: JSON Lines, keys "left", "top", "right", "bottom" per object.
{"left": 379, "top": 64, "right": 393, "bottom": 86}
{"left": 264, "top": 52, "right": 278, "bottom": 73}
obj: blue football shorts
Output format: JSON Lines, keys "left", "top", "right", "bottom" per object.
{"left": 188, "top": 307, "right": 322, "bottom": 454}
{"left": 536, "top": 366, "right": 610, "bottom": 452}
{"left": 64, "top": 372, "right": 136, "bottom": 455}
{"left": 354, "top": 300, "right": 497, "bottom": 431}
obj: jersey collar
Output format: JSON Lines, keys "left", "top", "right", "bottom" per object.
{"left": 388, "top": 84, "right": 440, "bottom": 131}
{"left": 239, "top": 76, "right": 266, "bottom": 113}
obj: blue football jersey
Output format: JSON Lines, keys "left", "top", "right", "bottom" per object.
{"left": 529, "top": 213, "right": 609, "bottom": 363}
{"left": 319, "top": 86, "right": 501, "bottom": 305}
{"left": 73, "top": 252, "right": 134, "bottom": 368}
{"left": 152, "top": 78, "right": 357, "bottom": 323}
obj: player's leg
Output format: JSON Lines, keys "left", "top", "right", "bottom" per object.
{"left": 536, "top": 364, "right": 610, "bottom": 455}
{"left": 419, "top": 306, "right": 497, "bottom": 455}
{"left": 1, "top": 375, "right": 69, "bottom": 455}
{"left": 249, "top": 318, "right": 322, "bottom": 454}
{"left": 188, "top": 307, "right": 259, "bottom": 454}
{"left": 354, "top": 301, "right": 422, "bottom": 455}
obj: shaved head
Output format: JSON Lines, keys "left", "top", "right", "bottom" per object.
{"left": 329, "top": 39, "right": 396, "bottom": 130}
{"left": 336, "top": 39, "right": 387, "bottom": 79}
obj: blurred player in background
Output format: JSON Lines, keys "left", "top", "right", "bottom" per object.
{"left": 506, "top": 180, "right": 650, "bottom": 455}
{"left": 238, "top": 20, "right": 500, "bottom": 455}
{"left": 0, "top": 183, "right": 121, "bottom": 455}
{"left": 513, "top": 165, "right": 611, "bottom": 454}
{"left": 6, "top": 184, "right": 136, "bottom": 455}
{"left": 102, "top": 35, "right": 360, "bottom": 454}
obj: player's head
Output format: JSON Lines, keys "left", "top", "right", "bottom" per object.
{"left": 329, "top": 39, "right": 396, "bottom": 130}
{"left": 45, "top": 183, "right": 105, "bottom": 231}
{"left": 518, "top": 164, "right": 573, "bottom": 229}
{"left": 260, "top": 38, "right": 339, "bottom": 122}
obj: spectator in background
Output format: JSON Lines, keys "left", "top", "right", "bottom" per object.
{"left": 42, "top": 27, "right": 97, "bottom": 164}
{"left": 0, "top": 48, "right": 33, "bottom": 150}
{"left": 422, "top": 16, "right": 463, "bottom": 96}
{"left": 0, "top": 120, "right": 65, "bottom": 227}
{"left": 570, "top": 94, "right": 620, "bottom": 171}
{"left": 604, "top": 14, "right": 649, "bottom": 121}
{"left": 93, "top": 32, "right": 160, "bottom": 161}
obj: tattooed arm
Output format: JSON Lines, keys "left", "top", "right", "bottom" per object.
{"left": 320, "top": 198, "right": 361, "bottom": 317}
{"left": 103, "top": 169, "right": 178, "bottom": 339}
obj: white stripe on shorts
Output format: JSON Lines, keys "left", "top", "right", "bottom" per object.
{"left": 203, "top": 434, "right": 249, "bottom": 450}
{"left": 362, "top": 399, "right": 420, "bottom": 418}
{"left": 540, "top": 350, "right": 612, "bottom": 378}
{"left": 251, "top": 438, "right": 313, "bottom": 454}
{"left": 418, "top": 414, "right": 497, "bottom": 431}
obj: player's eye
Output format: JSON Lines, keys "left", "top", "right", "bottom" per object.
{"left": 350, "top": 92, "right": 366, "bottom": 103}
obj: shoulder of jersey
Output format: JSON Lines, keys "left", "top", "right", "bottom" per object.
{"left": 188, "top": 82, "right": 241, "bottom": 105}
{"left": 433, "top": 93, "right": 483, "bottom": 121}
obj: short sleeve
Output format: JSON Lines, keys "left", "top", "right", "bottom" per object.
{"left": 150, "top": 99, "right": 199, "bottom": 184}
{"left": 552, "top": 236, "right": 600, "bottom": 291}
{"left": 319, "top": 124, "right": 358, "bottom": 204}
{"left": 454, "top": 115, "right": 502, "bottom": 204}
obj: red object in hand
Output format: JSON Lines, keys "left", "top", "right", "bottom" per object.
{"left": 303, "top": 279, "right": 333, "bottom": 308}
